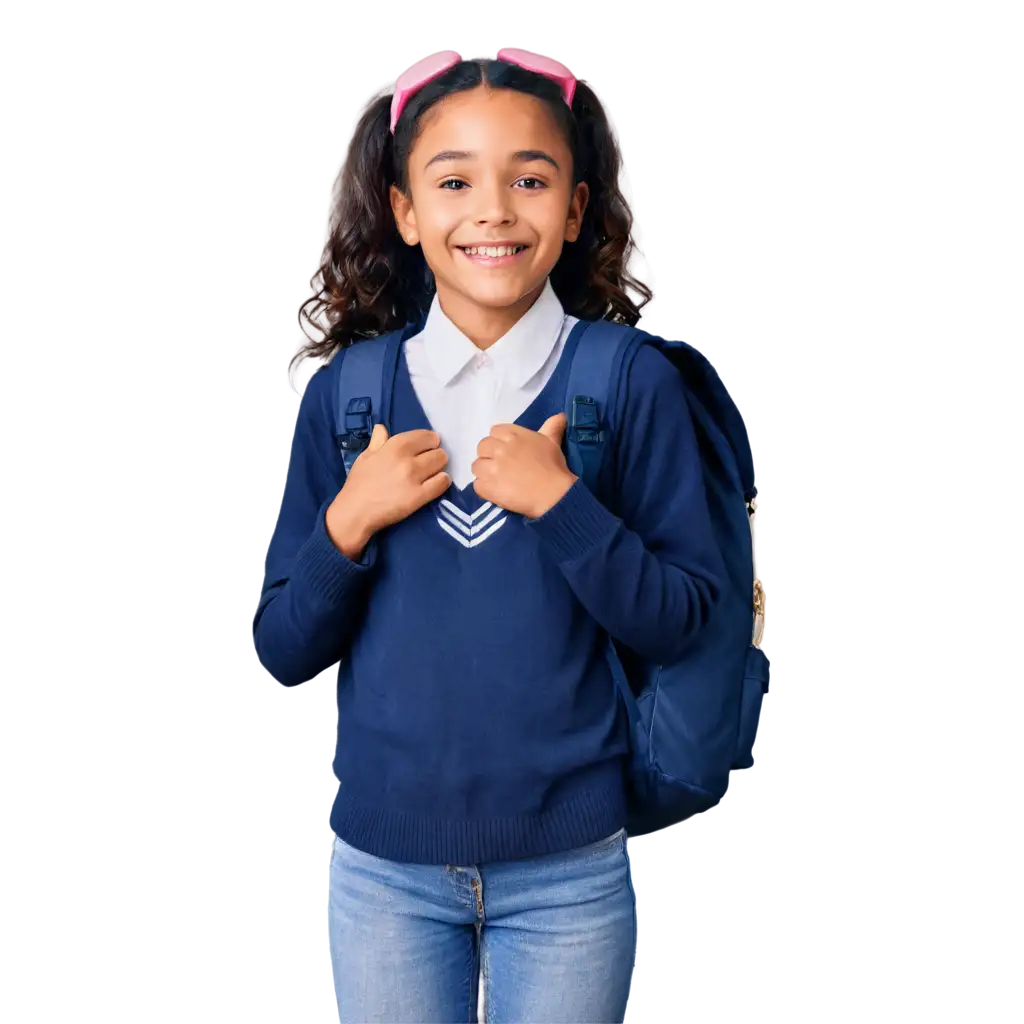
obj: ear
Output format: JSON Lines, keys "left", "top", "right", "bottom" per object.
{"left": 564, "top": 181, "right": 590, "bottom": 243}
{"left": 389, "top": 183, "right": 420, "bottom": 246}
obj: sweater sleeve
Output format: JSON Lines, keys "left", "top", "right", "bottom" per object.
{"left": 252, "top": 361, "right": 378, "bottom": 687}
{"left": 522, "top": 342, "right": 727, "bottom": 665}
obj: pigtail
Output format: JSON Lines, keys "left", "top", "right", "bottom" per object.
{"left": 289, "top": 93, "right": 430, "bottom": 378}
{"left": 550, "top": 80, "right": 652, "bottom": 326}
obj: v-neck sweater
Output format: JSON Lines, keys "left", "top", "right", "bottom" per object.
{"left": 253, "top": 317, "right": 728, "bottom": 865}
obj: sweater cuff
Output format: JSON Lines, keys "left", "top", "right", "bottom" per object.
{"left": 524, "top": 477, "right": 621, "bottom": 563}
{"left": 292, "top": 498, "right": 377, "bottom": 605}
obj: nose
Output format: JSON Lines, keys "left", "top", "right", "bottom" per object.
{"left": 472, "top": 176, "right": 516, "bottom": 229}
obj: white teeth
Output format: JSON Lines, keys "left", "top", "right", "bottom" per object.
{"left": 462, "top": 245, "right": 525, "bottom": 257}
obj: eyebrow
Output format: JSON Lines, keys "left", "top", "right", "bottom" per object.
{"left": 423, "top": 149, "right": 560, "bottom": 171}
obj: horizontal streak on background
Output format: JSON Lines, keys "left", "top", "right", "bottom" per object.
{"left": 512, "top": 38, "right": 1024, "bottom": 74}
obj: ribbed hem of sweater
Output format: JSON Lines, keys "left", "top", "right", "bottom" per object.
{"left": 524, "top": 477, "right": 622, "bottom": 564}
{"left": 292, "top": 498, "right": 377, "bottom": 605}
{"left": 330, "top": 758, "right": 628, "bottom": 865}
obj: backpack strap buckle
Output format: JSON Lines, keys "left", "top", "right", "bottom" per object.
{"left": 569, "top": 395, "right": 603, "bottom": 445}
{"left": 566, "top": 395, "right": 605, "bottom": 491}
{"left": 335, "top": 396, "right": 373, "bottom": 471}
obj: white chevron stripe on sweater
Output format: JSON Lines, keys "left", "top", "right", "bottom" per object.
{"left": 436, "top": 499, "right": 508, "bottom": 548}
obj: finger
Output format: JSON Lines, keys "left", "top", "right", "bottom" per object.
{"left": 366, "top": 422, "right": 389, "bottom": 452}
{"left": 396, "top": 429, "right": 442, "bottom": 455}
{"left": 420, "top": 470, "right": 452, "bottom": 503}
{"left": 471, "top": 456, "right": 496, "bottom": 479}
{"left": 413, "top": 446, "right": 449, "bottom": 480}
{"left": 537, "top": 412, "right": 567, "bottom": 443}
{"left": 488, "top": 423, "right": 524, "bottom": 442}
{"left": 476, "top": 435, "right": 501, "bottom": 460}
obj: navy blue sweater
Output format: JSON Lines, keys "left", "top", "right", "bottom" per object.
{"left": 253, "top": 329, "right": 727, "bottom": 864}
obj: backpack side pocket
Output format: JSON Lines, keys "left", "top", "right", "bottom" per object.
{"left": 732, "top": 644, "right": 770, "bottom": 769}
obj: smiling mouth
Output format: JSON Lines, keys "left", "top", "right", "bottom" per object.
{"left": 456, "top": 244, "right": 529, "bottom": 257}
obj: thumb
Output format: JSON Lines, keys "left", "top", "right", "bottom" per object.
{"left": 538, "top": 412, "right": 567, "bottom": 444}
{"left": 366, "top": 422, "right": 389, "bottom": 453}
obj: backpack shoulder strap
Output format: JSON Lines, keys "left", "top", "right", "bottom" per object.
{"left": 565, "top": 322, "right": 758, "bottom": 509}
{"left": 575, "top": 325, "right": 761, "bottom": 616}
{"left": 647, "top": 337, "right": 757, "bottom": 506}
{"left": 626, "top": 333, "right": 762, "bottom": 645}
{"left": 562, "top": 318, "right": 650, "bottom": 494}
{"left": 333, "top": 330, "right": 405, "bottom": 476}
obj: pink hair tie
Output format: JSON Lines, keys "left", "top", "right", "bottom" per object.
{"left": 391, "top": 48, "right": 468, "bottom": 134}
{"left": 389, "top": 48, "right": 577, "bottom": 135}
{"left": 495, "top": 48, "right": 576, "bottom": 109}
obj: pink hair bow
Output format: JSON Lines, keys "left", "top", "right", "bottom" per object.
{"left": 389, "top": 48, "right": 577, "bottom": 134}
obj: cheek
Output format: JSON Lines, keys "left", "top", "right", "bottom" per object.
{"left": 412, "top": 195, "right": 460, "bottom": 251}
{"left": 530, "top": 191, "right": 574, "bottom": 243}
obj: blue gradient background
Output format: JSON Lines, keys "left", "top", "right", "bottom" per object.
{"left": 2, "top": 9, "right": 1024, "bottom": 1024}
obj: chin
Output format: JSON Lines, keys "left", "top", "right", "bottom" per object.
{"left": 456, "top": 272, "right": 548, "bottom": 307}
{"left": 461, "top": 282, "right": 529, "bottom": 307}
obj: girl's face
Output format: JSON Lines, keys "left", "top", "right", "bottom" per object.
{"left": 390, "top": 86, "right": 589, "bottom": 321}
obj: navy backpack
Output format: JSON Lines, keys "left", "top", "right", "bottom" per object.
{"left": 332, "top": 315, "right": 770, "bottom": 838}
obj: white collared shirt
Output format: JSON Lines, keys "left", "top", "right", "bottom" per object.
{"left": 404, "top": 278, "right": 579, "bottom": 491}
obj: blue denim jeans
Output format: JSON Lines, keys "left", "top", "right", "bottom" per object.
{"left": 328, "top": 825, "right": 637, "bottom": 1023}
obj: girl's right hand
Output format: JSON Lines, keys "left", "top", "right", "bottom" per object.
{"left": 325, "top": 424, "right": 450, "bottom": 558}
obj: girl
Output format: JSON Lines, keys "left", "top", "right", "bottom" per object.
{"left": 253, "top": 49, "right": 727, "bottom": 1024}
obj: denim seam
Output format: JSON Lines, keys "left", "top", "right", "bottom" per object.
{"left": 480, "top": 930, "right": 490, "bottom": 1022}
{"left": 468, "top": 926, "right": 479, "bottom": 1024}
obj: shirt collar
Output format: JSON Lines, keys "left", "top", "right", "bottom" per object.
{"left": 423, "top": 277, "right": 567, "bottom": 389}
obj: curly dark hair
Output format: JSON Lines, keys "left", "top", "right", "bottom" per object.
{"left": 289, "top": 57, "right": 652, "bottom": 378}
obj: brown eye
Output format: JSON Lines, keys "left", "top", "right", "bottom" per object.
{"left": 440, "top": 179, "right": 467, "bottom": 190}
{"left": 516, "top": 178, "right": 546, "bottom": 189}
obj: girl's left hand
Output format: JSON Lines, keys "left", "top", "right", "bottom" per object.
{"left": 472, "top": 413, "right": 578, "bottom": 519}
